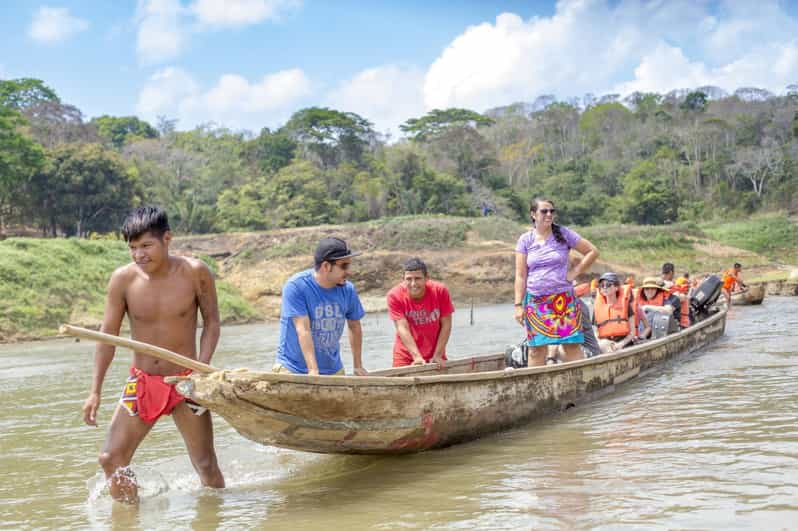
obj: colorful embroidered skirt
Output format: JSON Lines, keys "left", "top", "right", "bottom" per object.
{"left": 524, "top": 290, "right": 584, "bottom": 347}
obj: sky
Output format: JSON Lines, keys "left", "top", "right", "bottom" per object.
{"left": 2, "top": 0, "right": 798, "bottom": 136}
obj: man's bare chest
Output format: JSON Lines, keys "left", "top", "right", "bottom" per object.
{"left": 126, "top": 276, "right": 197, "bottom": 323}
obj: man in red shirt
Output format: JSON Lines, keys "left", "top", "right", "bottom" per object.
{"left": 387, "top": 257, "right": 455, "bottom": 367}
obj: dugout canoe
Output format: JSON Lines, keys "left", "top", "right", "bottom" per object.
{"left": 731, "top": 284, "right": 766, "bottom": 305}
{"left": 169, "top": 308, "right": 727, "bottom": 455}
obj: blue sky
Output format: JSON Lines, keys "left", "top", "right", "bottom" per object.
{"left": 2, "top": 0, "right": 798, "bottom": 135}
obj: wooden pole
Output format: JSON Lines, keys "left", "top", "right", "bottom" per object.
{"left": 59, "top": 324, "right": 219, "bottom": 374}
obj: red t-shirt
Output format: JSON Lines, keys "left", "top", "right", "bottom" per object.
{"left": 387, "top": 280, "right": 455, "bottom": 366}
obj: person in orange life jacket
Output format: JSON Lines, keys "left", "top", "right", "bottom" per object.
{"left": 636, "top": 277, "right": 681, "bottom": 339}
{"left": 722, "top": 263, "right": 745, "bottom": 304}
{"left": 592, "top": 272, "right": 637, "bottom": 352}
{"left": 672, "top": 277, "right": 693, "bottom": 328}
{"left": 387, "top": 257, "right": 454, "bottom": 367}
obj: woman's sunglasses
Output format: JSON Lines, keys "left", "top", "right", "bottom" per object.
{"left": 537, "top": 208, "right": 556, "bottom": 215}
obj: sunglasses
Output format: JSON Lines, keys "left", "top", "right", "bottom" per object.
{"left": 599, "top": 281, "right": 616, "bottom": 289}
{"left": 332, "top": 261, "right": 351, "bottom": 270}
{"left": 537, "top": 208, "right": 556, "bottom": 215}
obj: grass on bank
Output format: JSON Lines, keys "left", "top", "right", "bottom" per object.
{"left": 700, "top": 213, "right": 798, "bottom": 265}
{"left": 3, "top": 213, "right": 795, "bottom": 341}
{"left": 224, "top": 215, "right": 519, "bottom": 267}
{"left": 223, "top": 213, "right": 789, "bottom": 277}
{"left": 0, "top": 238, "right": 256, "bottom": 341}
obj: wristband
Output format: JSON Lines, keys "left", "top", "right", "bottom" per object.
{"left": 514, "top": 302, "right": 523, "bottom": 307}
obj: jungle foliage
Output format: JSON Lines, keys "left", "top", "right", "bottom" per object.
{"left": 1, "top": 78, "right": 797, "bottom": 237}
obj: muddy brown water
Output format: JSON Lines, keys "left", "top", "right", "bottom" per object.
{"left": 1, "top": 298, "right": 797, "bottom": 529}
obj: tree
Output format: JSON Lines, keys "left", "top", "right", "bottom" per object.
{"left": 281, "top": 107, "right": 376, "bottom": 168}
{"left": 680, "top": 91, "right": 708, "bottom": 114}
{"left": 734, "top": 87, "right": 775, "bottom": 102}
{"left": 400, "top": 108, "right": 494, "bottom": 142}
{"left": 730, "top": 139, "right": 783, "bottom": 198}
{"left": 217, "top": 160, "right": 338, "bottom": 229}
{"left": 0, "top": 78, "right": 59, "bottom": 111}
{"left": 625, "top": 92, "right": 662, "bottom": 123}
{"left": 579, "top": 102, "right": 633, "bottom": 151}
{"left": 27, "top": 143, "right": 138, "bottom": 236}
{"left": 244, "top": 127, "right": 297, "bottom": 175}
{"left": 534, "top": 102, "right": 581, "bottom": 161}
{"left": 22, "top": 100, "right": 98, "bottom": 148}
{"left": 91, "top": 115, "right": 158, "bottom": 149}
{"left": 618, "top": 160, "right": 679, "bottom": 225}
{"left": 0, "top": 107, "right": 45, "bottom": 230}
{"left": 124, "top": 137, "right": 209, "bottom": 233}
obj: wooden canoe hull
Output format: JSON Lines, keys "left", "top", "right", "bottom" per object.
{"left": 176, "top": 309, "right": 726, "bottom": 455}
{"left": 731, "top": 284, "right": 766, "bottom": 305}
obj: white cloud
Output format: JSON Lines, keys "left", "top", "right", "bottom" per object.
{"left": 614, "top": 41, "right": 798, "bottom": 96}
{"left": 136, "top": 66, "right": 311, "bottom": 130}
{"left": 136, "top": 66, "right": 198, "bottom": 116}
{"left": 136, "top": 0, "right": 188, "bottom": 65}
{"left": 135, "top": 0, "right": 299, "bottom": 64}
{"left": 423, "top": 0, "right": 798, "bottom": 111}
{"left": 423, "top": 6, "right": 647, "bottom": 111}
{"left": 29, "top": 6, "right": 89, "bottom": 43}
{"left": 701, "top": 1, "right": 798, "bottom": 64}
{"left": 190, "top": 0, "right": 299, "bottom": 27}
{"left": 327, "top": 65, "right": 426, "bottom": 137}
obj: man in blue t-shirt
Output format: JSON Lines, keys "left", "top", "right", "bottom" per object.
{"left": 274, "top": 237, "right": 368, "bottom": 376}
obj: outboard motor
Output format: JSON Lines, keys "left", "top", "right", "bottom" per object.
{"left": 690, "top": 274, "right": 723, "bottom": 320}
{"left": 504, "top": 341, "right": 528, "bottom": 369}
{"left": 649, "top": 311, "right": 679, "bottom": 339}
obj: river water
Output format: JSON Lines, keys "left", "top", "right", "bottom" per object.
{"left": 1, "top": 298, "right": 797, "bottom": 529}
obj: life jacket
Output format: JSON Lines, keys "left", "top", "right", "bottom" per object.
{"left": 722, "top": 269, "right": 738, "bottom": 290}
{"left": 679, "top": 296, "right": 690, "bottom": 328}
{"left": 639, "top": 289, "right": 666, "bottom": 307}
{"left": 671, "top": 284, "right": 691, "bottom": 328}
{"left": 574, "top": 282, "right": 590, "bottom": 298}
{"left": 594, "top": 285, "right": 632, "bottom": 339}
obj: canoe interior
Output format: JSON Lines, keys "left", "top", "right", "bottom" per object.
{"left": 179, "top": 309, "right": 727, "bottom": 455}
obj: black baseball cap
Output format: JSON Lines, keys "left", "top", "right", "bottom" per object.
{"left": 314, "top": 237, "right": 362, "bottom": 265}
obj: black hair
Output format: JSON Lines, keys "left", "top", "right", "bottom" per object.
{"left": 662, "top": 262, "right": 675, "bottom": 274}
{"left": 734, "top": 262, "right": 742, "bottom": 268}
{"left": 121, "top": 206, "right": 170, "bottom": 242}
{"left": 403, "top": 257, "right": 428, "bottom": 276}
{"left": 530, "top": 197, "right": 566, "bottom": 244}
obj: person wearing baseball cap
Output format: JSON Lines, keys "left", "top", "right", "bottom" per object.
{"left": 274, "top": 237, "right": 368, "bottom": 376}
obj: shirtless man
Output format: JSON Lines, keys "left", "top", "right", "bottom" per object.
{"left": 81, "top": 206, "right": 224, "bottom": 503}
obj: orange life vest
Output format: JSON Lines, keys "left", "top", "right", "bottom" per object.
{"left": 636, "top": 289, "right": 666, "bottom": 331}
{"left": 573, "top": 282, "right": 590, "bottom": 298}
{"left": 679, "top": 296, "right": 690, "bottom": 328}
{"left": 639, "top": 289, "right": 666, "bottom": 307}
{"left": 594, "top": 285, "right": 632, "bottom": 339}
{"left": 671, "top": 284, "right": 691, "bottom": 328}
{"left": 722, "top": 269, "right": 738, "bottom": 290}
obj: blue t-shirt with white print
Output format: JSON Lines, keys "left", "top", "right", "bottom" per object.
{"left": 276, "top": 269, "right": 365, "bottom": 374}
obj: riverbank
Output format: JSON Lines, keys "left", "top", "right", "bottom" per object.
{"left": 1, "top": 213, "right": 796, "bottom": 342}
